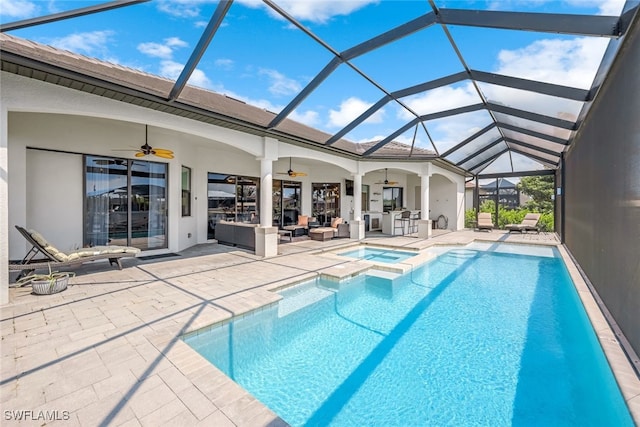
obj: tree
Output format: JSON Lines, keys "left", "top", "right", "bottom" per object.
{"left": 518, "top": 175, "right": 554, "bottom": 213}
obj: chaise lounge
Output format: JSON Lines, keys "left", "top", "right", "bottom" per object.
{"left": 10, "top": 225, "right": 140, "bottom": 279}
{"left": 506, "top": 213, "right": 541, "bottom": 233}
{"left": 476, "top": 212, "right": 494, "bottom": 231}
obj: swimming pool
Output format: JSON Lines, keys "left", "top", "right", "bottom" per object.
{"left": 183, "top": 243, "right": 633, "bottom": 426}
{"left": 337, "top": 246, "right": 417, "bottom": 263}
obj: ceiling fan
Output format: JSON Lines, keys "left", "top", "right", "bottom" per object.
{"left": 277, "top": 157, "right": 307, "bottom": 177}
{"left": 114, "top": 125, "right": 174, "bottom": 159}
{"left": 375, "top": 168, "right": 398, "bottom": 185}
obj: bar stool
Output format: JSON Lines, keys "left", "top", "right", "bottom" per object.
{"left": 393, "top": 210, "right": 412, "bottom": 235}
{"left": 409, "top": 211, "right": 420, "bottom": 234}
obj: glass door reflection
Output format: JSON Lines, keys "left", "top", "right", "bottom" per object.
{"left": 84, "top": 156, "right": 167, "bottom": 250}
{"left": 130, "top": 160, "right": 167, "bottom": 250}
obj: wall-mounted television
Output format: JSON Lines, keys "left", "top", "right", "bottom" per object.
{"left": 345, "top": 179, "right": 354, "bottom": 196}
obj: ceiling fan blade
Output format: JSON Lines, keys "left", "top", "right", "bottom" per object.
{"left": 292, "top": 172, "right": 307, "bottom": 177}
{"left": 134, "top": 151, "right": 147, "bottom": 157}
{"left": 154, "top": 151, "right": 174, "bottom": 159}
{"left": 152, "top": 148, "right": 174, "bottom": 154}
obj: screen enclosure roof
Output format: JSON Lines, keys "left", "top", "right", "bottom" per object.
{"left": 1, "top": 0, "right": 639, "bottom": 177}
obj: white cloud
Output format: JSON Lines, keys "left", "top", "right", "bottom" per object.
{"left": 1, "top": 0, "right": 38, "bottom": 18}
{"left": 428, "top": 110, "right": 495, "bottom": 153}
{"left": 214, "top": 58, "right": 235, "bottom": 70}
{"left": 259, "top": 68, "right": 302, "bottom": 96}
{"left": 597, "top": 0, "right": 625, "bottom": 15}
{"left": 480, "top": 83, "right": 582, "bottom": 121}
{"left": 495, "top": 37, "right": 609, "bottom": 89}
{"left": 49, "top": 31, "right": 114, "bottom": 56}
{"left": 398, "top": 83, "right": 481, "bottom": 121}
{"left": 165, "top": 37, "right": 189, "bottom": 48}
{"left": 328, "top": 97, "right": 385, "bottom": 128}
{"left": 138, "top": 37, "right": 188, "bottom": 59}
{"left": 138, "top": 42, "right": 174, "bottom": 59}
{"left": 565, "top": 0, "right": 625, "bottom": 15}
{"left": 159, "top": 60, "right": 211, "bottom": 88}
{"left": 236, "top": 0, "right": 378, "bottom": 24}
{"left": 156, "top": 0, "right": 211, "bottom": 18}
{"left": 289, "top": 109, "right": 320, "bottom": 127}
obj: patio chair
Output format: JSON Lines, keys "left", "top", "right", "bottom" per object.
{"left": 10, "top": 225, "right": 140, "bottom": 280}
{"left": 393, "top": 210, "right": 412, "bottom": 235}
{"left": 506, "top": 213, "right": 541, "bottom": 233}
{"left": 476, "top": 212, "right": 494, "bottom": 231}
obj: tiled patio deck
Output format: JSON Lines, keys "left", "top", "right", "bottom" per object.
{"left": 2, "top": 230, "right": 638, "bottom": 426}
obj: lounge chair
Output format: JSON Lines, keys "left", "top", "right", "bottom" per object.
{"left": 476, "top": 212, "right": 494, "bottom": 231}
{"left": 506, "top": 213, "right": 541, "bottom": 233}
{"left": 10, "top": 225, "right": 140, "bottom": 279}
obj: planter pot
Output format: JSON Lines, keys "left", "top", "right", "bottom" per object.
{"left": 31, "top": 276, "right": 69, "bottom": 295}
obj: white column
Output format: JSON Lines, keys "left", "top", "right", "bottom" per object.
{"left": 260, "top": 158, "right": 273, "bottom": 227}
{"left": 255, "top": 137, "right": 278, "bottom": 257}
{"left": 353, "top": 173, "right": 362, "bottom": 220}
{"left": 420, "top": 173, "right": 430, "bottom": 220}
{"left": 418, "top": 163, "right": 432, "bottom": 239}
{"left": 0, "top": 106, "right": 8, "bottom": 304}
{"left": 350, "top": 172, "right": 365, "bottom": 240}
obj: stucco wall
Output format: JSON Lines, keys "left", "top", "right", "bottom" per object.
{"left": 563, "top": 18, "right": 640, "bottom": 355}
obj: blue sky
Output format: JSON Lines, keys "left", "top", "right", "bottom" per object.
{"left": 0, "top": 0, "right": 626, "bottom": 173}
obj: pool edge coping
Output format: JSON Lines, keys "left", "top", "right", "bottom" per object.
{"left": 556, "top": 245, "right": 640, "bottom": 421}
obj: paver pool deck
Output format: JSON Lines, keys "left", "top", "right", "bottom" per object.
{"left": 2, "top": 230, "right": 638, "bottom": 426}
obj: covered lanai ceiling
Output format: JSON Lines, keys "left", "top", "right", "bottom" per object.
{"left": 1, "top": 0, "right": 639, "bottom": 176}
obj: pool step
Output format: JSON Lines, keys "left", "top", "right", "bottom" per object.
{"left": 278, "top": 286, "right": 334, "bottom": 318}
{"left": 365, "top": 270, "right": 402, "bottom": 281}
{"left": 365, "top": 269, "right": 402, "bottom": 299}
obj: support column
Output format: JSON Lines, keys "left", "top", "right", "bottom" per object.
{"left": 350, "top": 172, "right": 365, "bottom": 240}
{"left": 255, "top": 138, "right": 278, "bottom": 257}
{"left": 418, "top": 164, "right": 432, "bottom": 239}
{"left": 0, "top": 106, "right": 8, "bottom": 304}
{"left": 259, "top": 158, "right": 273, "bottom": 228}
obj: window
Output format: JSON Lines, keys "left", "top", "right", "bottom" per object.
{"left": 312, "top": 183, "right": 341, "bottom": 225}
{"left": 182, "top": 166, "right": 191, "bottom": 217}
{"left": 362, "top": 184, "right": 370, "bottom": 212}
{"left": 383, "top": 187, "right": 403, "bottom": 212}
{"left": 273, "top": 180, "right": 302, "bottom": 227}
{"left": 84, "top": 156, "right": 168, "bottom": 250}
{"left": 207, "top": 173, "right": 260, "bottom": 239}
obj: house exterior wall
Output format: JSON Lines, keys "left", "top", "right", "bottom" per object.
{"left": 429, "top": 174, "right": 457, "bottom": 229}
{"left": 26, "top": 149, "right": 84, "bottom": 253}
{"left": 563, "top": 17, "right": 640, "bottom": 356}
{"left": 1, "top": 71, "right": 466, "bottom": 303}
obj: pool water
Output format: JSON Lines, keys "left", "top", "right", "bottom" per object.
{"left": 183, "top": 244, "right": 633, "bottom": 426}
{"left": 337, "top": 246, "right": 417, "bottom": 263}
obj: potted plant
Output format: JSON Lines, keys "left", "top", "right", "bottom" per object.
{"left": 17, "top": 264, "right": 75, "bottom": 295}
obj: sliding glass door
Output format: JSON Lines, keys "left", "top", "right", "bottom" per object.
{"left": 207, "top": 173, "right": 260, "bottom": 239}
{"left": 272, "top": 180, "right": 301, "bottom": 227}
{"left": 85, "top": 156, "right": 168, "bottom": 250}
{"left": 312, "top": 183, "right": 340, "bottom": 225}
